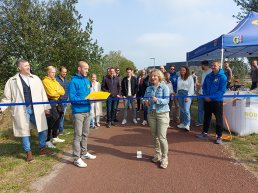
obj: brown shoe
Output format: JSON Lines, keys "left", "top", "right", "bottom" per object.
{"left": 26, "top": 151, "right": 34, "bottom": 162}
{"left": 39, "top": 148, "right": 56, "bottom": 156}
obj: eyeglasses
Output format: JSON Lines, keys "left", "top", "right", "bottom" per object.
{"left": 170, "top": 68, "right": 175, "bottom": 70}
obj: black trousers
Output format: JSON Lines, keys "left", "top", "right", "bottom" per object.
{"left": 203, "top": 101, "right": 223, "bottom": 138}
{"left": 251, "top": 82, "right": 257, "bottom": 90}
{"left": 46, "top": 104, "right": 61, "bottom": 141}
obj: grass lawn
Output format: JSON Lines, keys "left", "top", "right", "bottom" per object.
{"left": 227, "top": 134, "right": 258, "bottom": 177}
{"left": 0, "top": 109, "right": 74, "bottom": 193}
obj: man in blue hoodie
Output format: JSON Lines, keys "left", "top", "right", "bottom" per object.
{"left": 196, "top": 60, "right": 227, "bottom": 144}
{"left": 69, "top": 61, "right": 96, "bottom": 168}
{"left": 169, "top": 66, "right": 180, "bottom": 123}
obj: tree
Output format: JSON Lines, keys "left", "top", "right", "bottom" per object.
{"left": 233, "top": 0, "right": 258, "bottom": 20}
{"left": 101, "top": 51, "right": 136, "bottom": 77}
{"left": 227, "top": 58, "right": 249, "bottom": 81}
{"left": 0, "top": 0, "right": 103, "bottom": 92}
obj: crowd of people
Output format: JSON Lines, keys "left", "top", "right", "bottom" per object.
{"left": 0, "top": 58, "right": 258, "bottom": 169}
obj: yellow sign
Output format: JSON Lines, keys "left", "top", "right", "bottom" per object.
{"left": 244, "top": 111, "right": 258, "bottom": 119}
{"left": 86, "top": 91, "right": 110, "bottom": 100}
{"left": 252, "top": 20, "right": 258, "bottom": 25}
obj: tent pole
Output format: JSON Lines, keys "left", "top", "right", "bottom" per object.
{"left": 220, "top": 48, "right": 224, "bottom": 68}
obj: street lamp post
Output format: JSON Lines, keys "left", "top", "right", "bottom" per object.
{"left": 150, "top": 57, "right": 155, "bottom": 68}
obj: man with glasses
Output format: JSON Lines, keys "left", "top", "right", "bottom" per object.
{"left": 169, "top": 66, "right": 180, "bottom": 123}
{"left": 114, "top": 67, "right": 122, "bottom": 122}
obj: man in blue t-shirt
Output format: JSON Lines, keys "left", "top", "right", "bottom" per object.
{"left": 169, "top": 66, "right": 180, "bottom": 123}
{"left": 196, "top": 60, "right": 227, "bottom": 144}
{"left": 69, "top": 61, "right": 96, "bottom": 168}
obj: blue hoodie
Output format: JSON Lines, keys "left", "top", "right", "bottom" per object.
{"left": 202, "top": 69, "right": 227, "bottom": 101}
{"left": 169, "top": 72, "right": 178, "bottom": 93}
{"left": 69, "top": 73, "right": 91, "bottom": 114}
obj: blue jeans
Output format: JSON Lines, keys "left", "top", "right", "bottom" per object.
{"left": 59, "top": 103, "right": 68, "bottom": 132}
{"left": 22, "top": 107, "right": 46, "bottom": 152}
{"left": 178, "top": 90, "right": 192, "bottom": 126}
{"left": 90, "top": 114, "right": 95, "bottom": 127}
{"left": 123, "top": 97, "right": 136, "bottom": 120}
{"left": 197, "top": 98, "right": 204, "bottom": 124}
{"left": 106, "top": 98, "right": 118, "bottom": 123}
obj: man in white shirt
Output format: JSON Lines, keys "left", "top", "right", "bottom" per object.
{"left": 195, "top": 60, "right": 212, "bottom": 126}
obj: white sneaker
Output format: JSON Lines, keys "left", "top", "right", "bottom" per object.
{"left": 160, "top": 158, "right": 168, "bottom": 169}
{"left": 177, "top": 123, "right": 185, "bottom": 128}
{"left": 133, "top": 118, "right": 137, "bottom": 124}
{"left": 121, "top": 119, "right": 127, "bottom": 125}
{"left": 185, "top": 125, "right": 190, "bottom": 131}
{"left": 46, "top": 141, "right": 56, "bottom": 148}
{"left": 142, "top": 120, "right": 147, "bottom": 125}
{"left": 81, "top": 152, "right": 96, "bottom": 160}
{"left": 74, "top": 158, "right": 87, "bottom": 168}
{"left": 52, "top": 137, "right": 65, "bottom": 143}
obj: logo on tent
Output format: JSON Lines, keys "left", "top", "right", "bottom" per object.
{"left": 233, "top": 35, "right": 243, "bottom": 44}
{"left": 252, "top": 20, "right": 258, "bottom": 25}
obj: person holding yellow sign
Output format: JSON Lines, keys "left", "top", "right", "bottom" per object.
{"left": 69, "top": 61, "right": 96, "bottom": 168}
{"left": 90, "top": 73, "right": 103, "bottom": 128}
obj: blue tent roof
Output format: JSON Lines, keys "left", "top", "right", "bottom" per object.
{"left": 187, "top": 11, "right": 258, "bottom": 61}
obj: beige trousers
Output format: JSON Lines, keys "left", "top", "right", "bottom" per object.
{"left": 148, "top": 111, "right": 170, "bottom": 160}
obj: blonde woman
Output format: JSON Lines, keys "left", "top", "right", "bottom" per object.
{"left": 143, "top": 69, "right": 170, "bottom": 169}
{"left": 42, "top": 66, "right": 65, "bottom": 148}
{"left": 90, "top": 73, "right": 103, "bottom": 127}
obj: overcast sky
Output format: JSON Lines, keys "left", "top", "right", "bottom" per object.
{"left": 76, "top": 0, "right": 241, "bottom": 69}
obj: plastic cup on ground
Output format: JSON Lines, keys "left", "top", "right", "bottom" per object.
{"left": 137, "top": 151, "right": 142, "bottom": 158}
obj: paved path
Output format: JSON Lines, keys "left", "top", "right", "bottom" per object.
{"left": 36, "top": 115, "right": 258, "bottom": 193}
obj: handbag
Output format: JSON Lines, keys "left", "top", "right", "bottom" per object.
{"left": 56, "top": 100, "right": 64, "bottom": 114}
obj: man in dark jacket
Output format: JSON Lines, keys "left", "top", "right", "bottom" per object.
{"left": 141, "top": 69, "right": 151, "bottom": 125}
{"left": 101, "top": 67, "right": 121, "bottom": 128}
{"left": 196, "top": 60, "right": 227, "bottom": 144}
{"left": 56, "top": 66, "right": 69, "bottom": 135}
{"left": 114, "top": 67, "right": 122, "bottom": 121}
{"left": 136, "top": 69, "right": 146, "bottom": 111}
{"left": 121, "top": 67, "right": 138, "bottom": 125}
